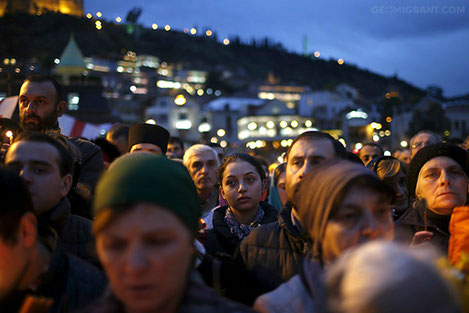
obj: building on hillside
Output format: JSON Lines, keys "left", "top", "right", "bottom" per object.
{"left": 0, "top": 0, "right": 83, "bottom": 17}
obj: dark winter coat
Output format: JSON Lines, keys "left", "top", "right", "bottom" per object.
{"left": 68, "top": 137, "right": 104, "bottom": 192}
{"left": 205, "top": 202, "right": 278, "bottom": 257}
{"left": 237, "top": 204, "right": 311, "bottom": 298}
{"left": 79, "top": 271, "right": 256, "bottom": 313}
{"left": 38, "top": 197, "right": 98, "bottom": 265}
{"left": 395, "top": 203, "right": 450, "bottom": 252}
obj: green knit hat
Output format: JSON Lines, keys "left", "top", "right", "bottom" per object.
{"left": 94, "top": 154, "right": 201, "bottom": 236}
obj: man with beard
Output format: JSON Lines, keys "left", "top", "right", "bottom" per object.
{"left": 18, "top": 75, "right": 103, "bottom": 191}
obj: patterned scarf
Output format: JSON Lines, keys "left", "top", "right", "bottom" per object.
{"left": 224, "top": 206, "right": 265, "bottom": 240}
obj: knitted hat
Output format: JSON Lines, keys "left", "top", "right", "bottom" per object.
{"left": 94, "top": 154, "right": 201, "bottom": 236}
{"left": 128, "top": 123, "right": 170, "bottom": 154}
{"left": 407, "top": 143, "right": 468, "bottom": 199}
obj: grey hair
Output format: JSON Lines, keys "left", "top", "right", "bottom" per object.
{"left": 323, "top": 241, "right": 461, "bottom": 313}
{"left": 183, "top": 144, "right": 219, "bottom": 168}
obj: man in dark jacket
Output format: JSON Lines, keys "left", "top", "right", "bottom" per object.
{"left": 0, "top": 168, "right": 106, "bottom": 313}
{"left": 18, "top": 75, "right": 103, "bottom": 190}
{"left": 5, "top": 132, "right": 97, "bottom": 264}
{"left": 237, "top": 131, "right": 346, "bottom": 300}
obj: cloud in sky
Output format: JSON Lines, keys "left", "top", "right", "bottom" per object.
{"left": 86, "top": 0, "right": 469, "bottom": 97}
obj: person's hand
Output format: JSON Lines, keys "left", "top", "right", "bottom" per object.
{"left": 410, "top": 231, "right": 434, "bottom": 246}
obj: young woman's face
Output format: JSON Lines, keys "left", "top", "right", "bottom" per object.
{"left": 96, "top": 204, "right": 194, "bottom": 313}
{"left": 221, "top": 161, "right": 264, "bottom": 213}
{"left": 276, "top": 171, "right": 288, "bottom": 207}
{"left": 321, "top": 185, "right": 394, "bottom": 264}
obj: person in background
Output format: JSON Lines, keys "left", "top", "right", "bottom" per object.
{"left": 254, "top": 159, "right": 395, "bottom": 313}
{"left": 183, "top": 144, "right": 220, "bottom": 216}
{"left": 396, "top": 143, "right": 468, "bottom": 252}
{"left": 84, "top": 154, "right": 256, "bottom": 313}
{"left": 322, "top": 241, "right": 461, "bottom": 313}
{"left": 409, "top": 130, "right": 440, "bottom": 159}
{"left": 128, "top": 122, "right": 170, "bottom": 156}
{"left": 269, "top": 163, "right": 287, "bottom": 211}
{"left": 0, "top": 168, "right": 106, "bottom": 313}
{"left": 368, "top": 156, "right": 409, "bottom": 220}
{"left": 397, "top": 149, "right": 411, "bottom": 166}
{"left": 358, "top": 142, "right": 384, "bottom": 166}
{"left": 205, "top": 153, "right": 277, "bottom": 257}
{"left": 167, "top": 136, "right": 185, "bottom": 159}
{"left": 18, "top": 75, "right": 103, "bottom": 191}
{"left": 5, "top": 132, "right": 97, "bottom": 264}
{"left": 105, "top": 124, "right": 129, "bottom": 155}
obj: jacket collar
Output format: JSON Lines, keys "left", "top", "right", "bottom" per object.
{"left": 38, "top": 197, "right": 71, "bottom": 231}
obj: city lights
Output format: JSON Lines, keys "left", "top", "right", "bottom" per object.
{"left": 355, "top": 142, "right": 363, "bottom": 150}
{"left": 338, "top": 58, "right": 344, "bottom": 65}
{"left": 217, "top": 129, "right": 226, "bottom": 137}
{"left": 174, "top": 94, "right": 187, "bottom": 106}
{"left": 211, "top": 137, "right": 218, "bottom": 144}
{"left": 247, "top": 122, "right": 257, "bottom": 130}
{"left": 165, "top": 25, "right": 171, "bottom": 31}
{"left": 279, "top": 121, "right": 288, "bottom": 128}
{"left": 54, "top": 58, "right": 60, "bottom": 64}
{"left": 115, "top": 16, "right": 122, "bottom": 23}
{"left": 152, "top": 23, "right": 158, "bottom": 30}
{"left": 400, "top": 141, "right": 408, "bottom": 148}
{"left": 220, "top": 140, "right": 228, "bottom": 148}
{"left": 223, "top": 38, "right": 230, "bottom": 45}
{"left": 198, "top": 123, "right": 211, "bottom": 133}
{"left": 146, "top": 119, "right": 156, "bottom": 125}
{"left": 86, "top": 13, "right": 92, "bottom": 19}
{"left": 176, "top": 120, "right": 192, "bottom": 130}
{"left": 384, "top": 151, "right": 392, "bottom": 156}
{"left": 266, "top": 121, "right": 275, "bottom": 129}
{"left": 305, "top": 120, "right": 313, "bottom": 128}
{"left": 291, "top": 120, "right": 299, "bottom": 128}
{"left": 190, "top": 28, "right": 197, "bottom": 35}
{"left": 346, "top": 109, "right": 368, "bottom": 120}
{"left": 197, "top": 89, "right": 204, "bottom": 96}
{"left": 314, "top": 51, "right": 320, "bottom": 58}
{"left": 206, "top": 30, "right": 213, "bottom": 37}
{"left": 96, "top": 11, "right": 102, "bottom": 18}
{"left": 386, "top": 116, "right": 392, "bottom": 123}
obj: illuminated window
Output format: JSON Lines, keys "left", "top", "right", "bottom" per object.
{"left": 67, "top": 93, "right": 80, "bottom": 111}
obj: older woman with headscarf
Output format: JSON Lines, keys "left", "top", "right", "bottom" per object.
{"left": 81, "top": 154, "right": 256, "bottom": 313}
{"left": 395, "top": 143, "right": 469, "bottom": 251}
{"left": 253, "top": 159, "right": 395, "bottom": 313}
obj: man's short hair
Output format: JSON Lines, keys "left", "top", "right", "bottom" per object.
{"left": 13, "top": 131, "right": 74, "bottom": 177}
{"left": 0, "top": 168, "right": 34, "bottom": 243}
{"left": 359, "top": 142, "right": 384, "bottom": 155}
{"left": 286, "top": 131, "right": 346, "bottom": 159}
{"left": 183, "top": 144, "right": 219, "bottom": 168}
{"left": 22, "top": 75, "right": 64, "bottom": 104}
{"left": 106, "top": 124, "right": 130, "bottom": 141}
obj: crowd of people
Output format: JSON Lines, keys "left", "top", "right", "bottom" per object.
{"left": 0, "top": 74, "right": 468, "bottom": 313}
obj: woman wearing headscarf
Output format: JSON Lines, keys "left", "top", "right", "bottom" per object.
{"left": 395, "top": 143, "right": 468, "bottom": 251}
{"left": 81, "top": 154, "right": 255, "bottom": 313}
{"left": 268, "top": 163, "right": 287, "bottom": 211}
{"left": 253, "top": 159, "right": 395, "bottom": 313}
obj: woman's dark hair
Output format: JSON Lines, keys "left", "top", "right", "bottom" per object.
{"left": 217, "top": 153, "right": 265, "bottom": 185}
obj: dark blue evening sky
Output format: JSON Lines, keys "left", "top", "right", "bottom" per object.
{"left": 86, "top": 0, "right": 469, "bottom": 97}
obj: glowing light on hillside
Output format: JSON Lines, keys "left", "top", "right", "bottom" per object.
{"left": 314, "top": 51, "right": 320, "bottom": 58}
{"left": 338, "top": 58, "right": 344, "bottom": 65}
{"left": 165, "top": 25, "right": 171, "bottom": 31}
{"left": 174, "top": 94, "right": 187, "bottom": 106}
{"left": 96, "top": 11, "right": 102, "bottom": 18}
{"left": 86, "top": 13, "right": 92, "bottom": 19}
{"left": 223, "top": 38, "right": 230, "bottom": 45}
{"left": 190, "top": 28, "right": 197, "bottom": 35}
{"left": 115, "top": 17, "right": 122, "bottom": 23}
{"left": 152, "top": 23, "right": 158, "bottom": 30}
{"left": 206, "top": 30, "right": 213, "bottom": 36}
